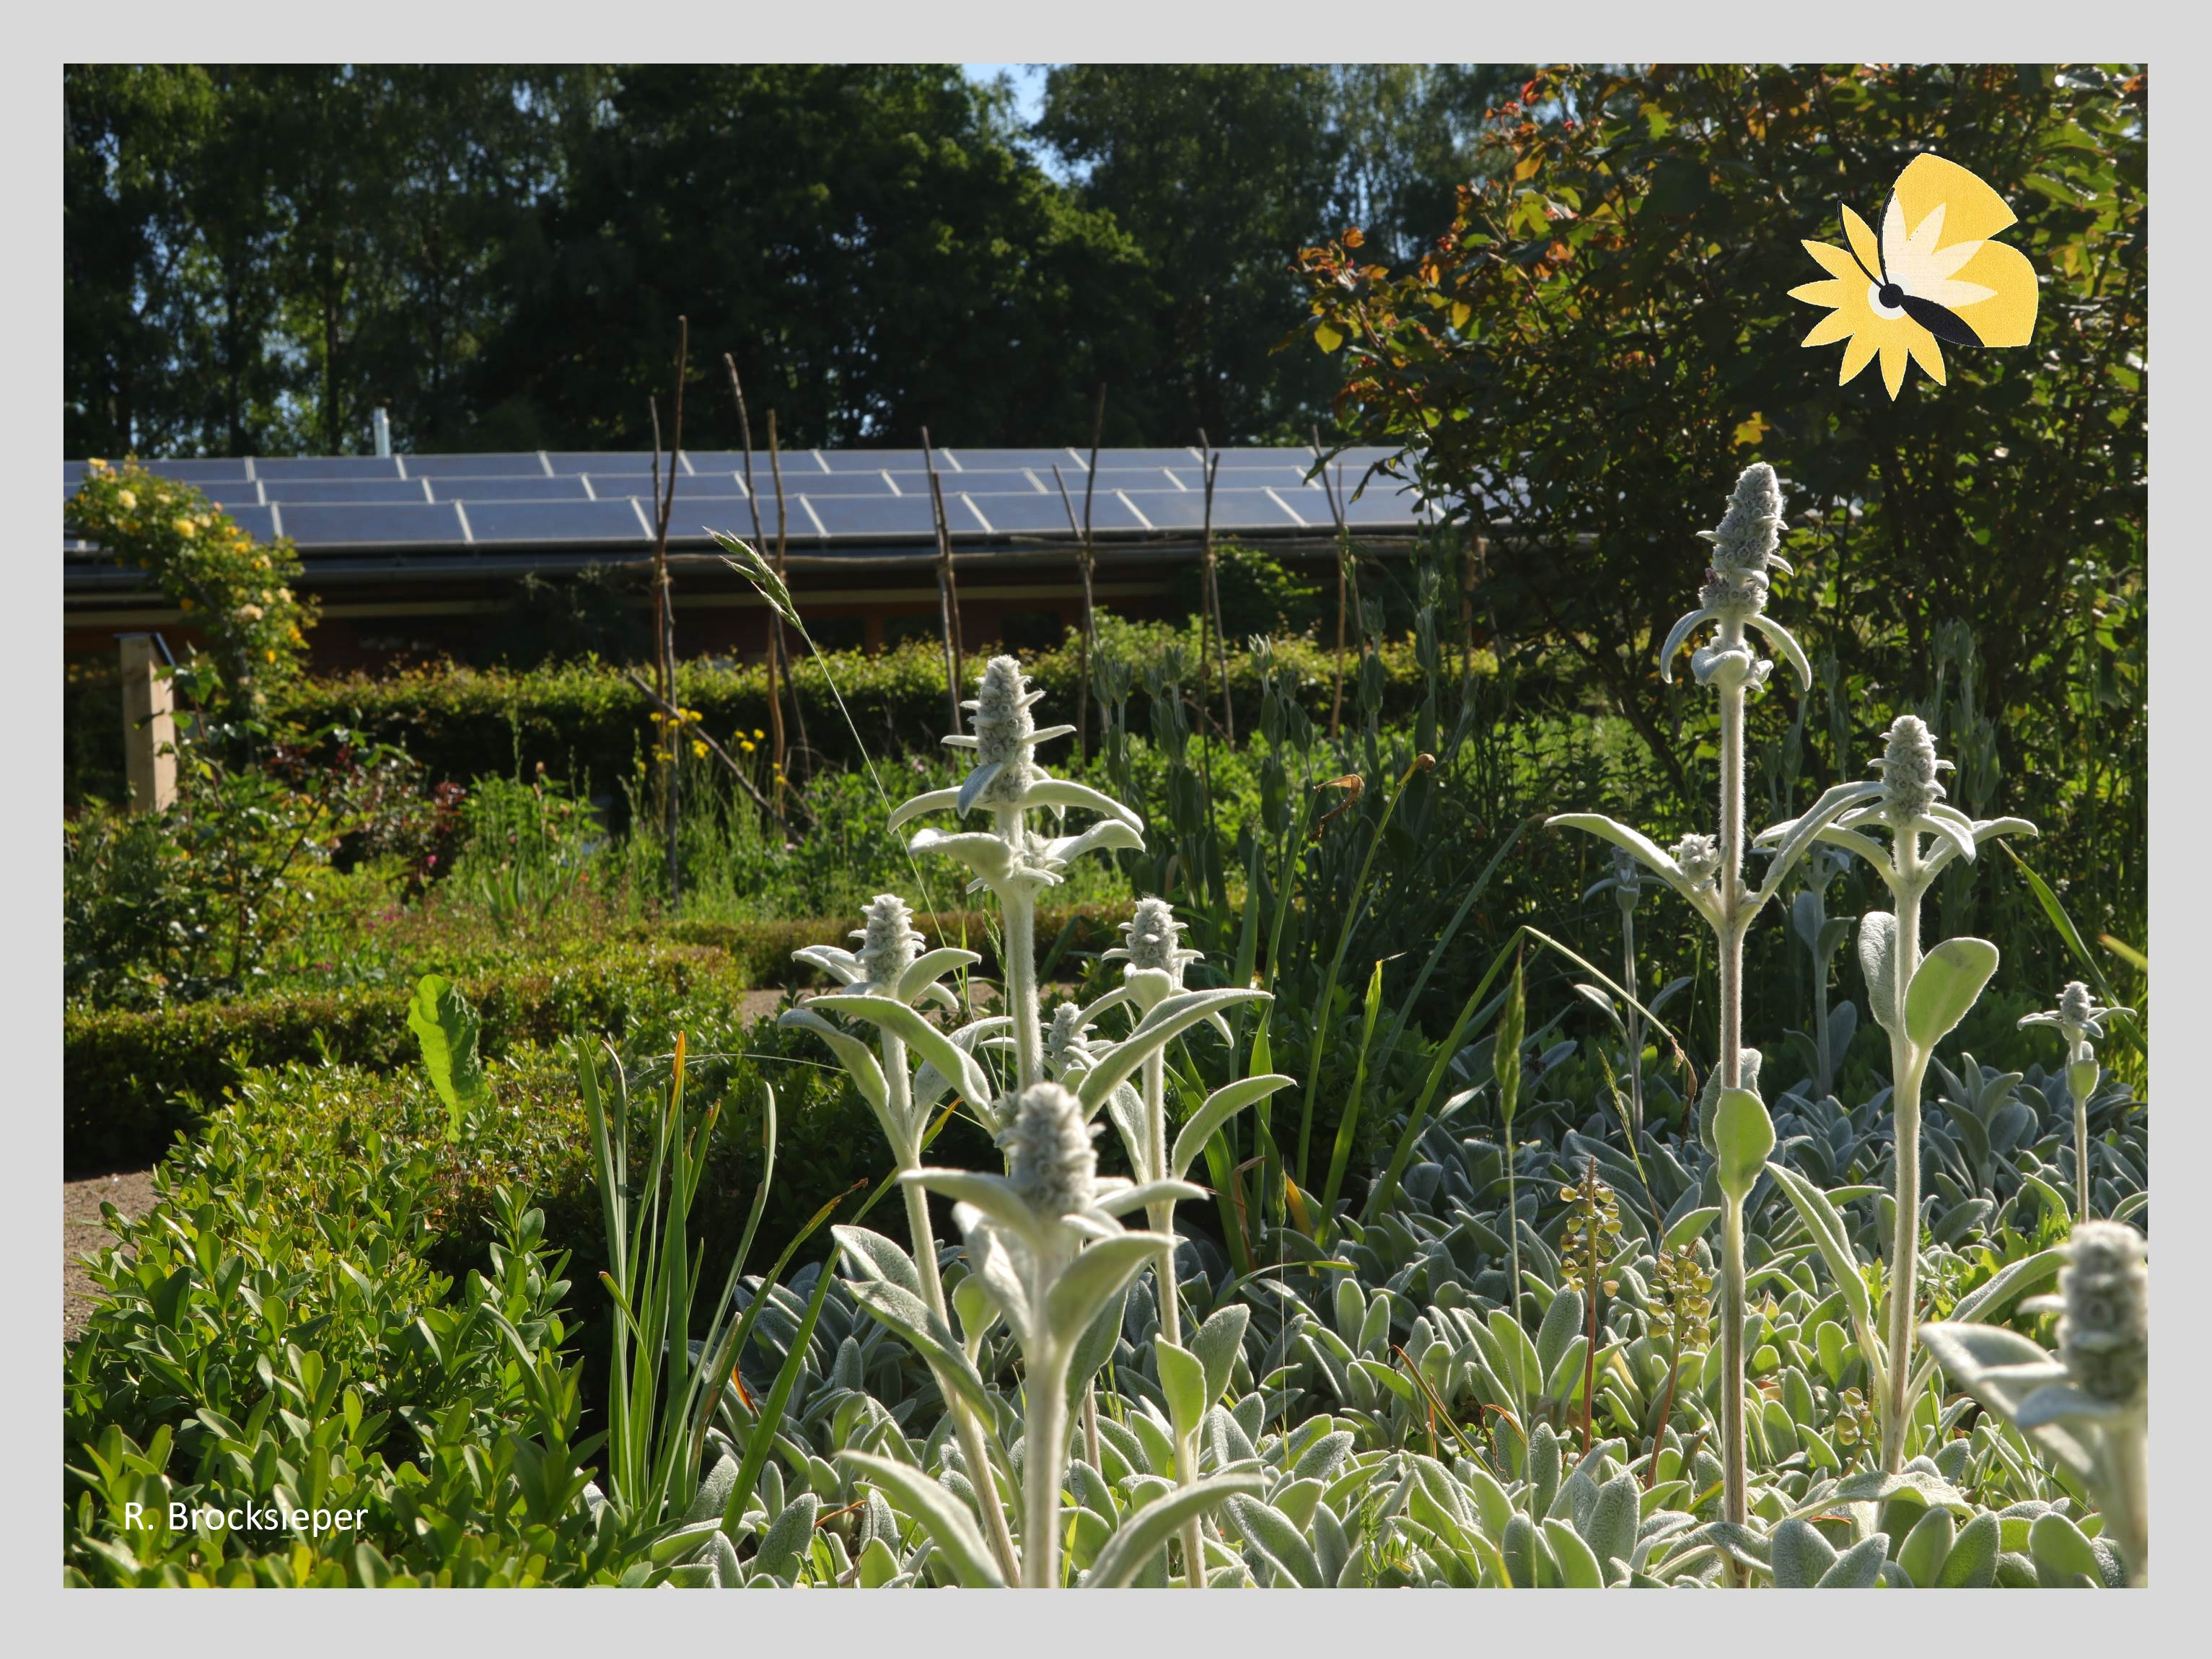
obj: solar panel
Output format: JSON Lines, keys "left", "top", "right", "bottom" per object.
{"left": 263, "top": 478, "right": 431, "bottom": 504}
{"left": 1335, "top": 486, "right": 1433, "bottom": 528}
{"left": 222, "top": 504, "right": 278, "bottom": 543}
{"left": 273, "top": 502, "right": 466, "bottom": 547}
{"left": 1091, "top": 467, "right": 1193, "bottom": 493}
{"left": 255, "top": 455, "right": 404, "bottom": 481}
{"left": 400, "top": 452, "right": 549, "bottom": 478}
{"left": 1209, "top": 447, "right": 1324, "bottom": 470}
{"left": 1100, "top": 447, "right": 1206, "bottom": 469}
{"left": 802, "top": 494, "right": 940, "bottom": 539}
{"left": 461, "top": 500, "right": 651, "bottom": 544}
{"left": 545, "top": 452, "right": 662, "bottom": 477}
{"left": 1120, "top": 489, "right": 1305, "bottom": 533}
{"left": 954, "top": 492, "right": 1084, "bottom": 535}
{"left": 108, "top": 458, "right": 253, "bottom": 485}
{"left": 735, "top": 470, "right": 890, "bottom": 497}
{"left": 921, "top": 468, "right": 1047, "bottom": 496}
{"left": 425, "top": 476, "right": 590, "bottom": 504}
{"left": 817, "top": 450, "right": 912, "bottom": 474}
{"left": 936, "top": 448, "right": 1087, "bottom": 473}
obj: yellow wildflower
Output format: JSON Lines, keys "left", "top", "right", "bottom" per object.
{"left": 116, "top": 490, "right": 136, "bottom": 509}
{"left": 175, "top": 519, "right": 196, "bottom": 538}
{"left": 691, "top": 740, "right": 708, "bottom": 759}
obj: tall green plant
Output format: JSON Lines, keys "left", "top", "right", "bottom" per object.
{"left": 1548, "top": 463, "right": 1871, "bottom": 1543}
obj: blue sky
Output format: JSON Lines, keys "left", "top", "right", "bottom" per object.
{"left": 962, "top": 62, "right": 1050, "bottom": 126}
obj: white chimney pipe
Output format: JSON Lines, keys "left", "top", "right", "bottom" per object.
{"left": 372, "top": 407, "right": 392, "bottom": 458}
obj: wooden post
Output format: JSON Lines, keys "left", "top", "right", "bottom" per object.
{"left": 729, "top": 356, "right": 790, "bottom": 808}
{"left": 118, "top": 634, "right": 175, "bottom": 812}
{"left": 1312, "top": 426, "right": 1353, "bottom": 741}
{"left": 648, "top": 317, "right": 688, "bottom": 907}
{"left": 921, "top": 427, "right": 965, "bottom": 730}
{"left": 1197, "top": 434, "right": 1233, "bottom": 743}
{"left": 1076, "top": 385, "right": 1105, "bottom": 757}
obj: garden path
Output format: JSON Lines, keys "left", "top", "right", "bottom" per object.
{"left": 63, "top": 1168, "right": 155, "bottom": 1341}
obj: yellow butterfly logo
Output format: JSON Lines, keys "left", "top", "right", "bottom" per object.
{"left": 1790, "top": 153, "right": 2039, "bottom": 398}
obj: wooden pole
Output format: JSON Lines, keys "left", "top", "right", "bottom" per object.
{"left": 118, "top": 634, "right": 175, "bottom": 812}
{"left": 765, "top": 409, "right": 808, "bottom": 777}
{"left": 1197, "top": 434, "right": 1232, "bottom": 743}
{"left": 1312, "top": 426, "right": 1353, "bottom": 742}
{"left": 921, "top": 428, "right": 965, "bottom": 730}
{"left": 649, "top": 317, "right": 689, "bottom": 907}
{"left": 1076, "top": 385, "right": 1105, "bottom": 757}
{"left": 729, "top": 356, "right": 787, "bottom": 812}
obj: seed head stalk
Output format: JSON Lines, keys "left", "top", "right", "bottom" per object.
{"left": 1714, "top": 623, "right": 1751, "bottom": 1533}
{"left": 1880, "top": 828, "right": 1924, "bottom": 1474}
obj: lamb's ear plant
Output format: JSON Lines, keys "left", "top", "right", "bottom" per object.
{"left": 2019, "top": 981, "right": 2134, "bottom": 1220}
{"left": 905, "top": 1082, "right": 1197, "bottom": 1587}
{"left": 1090, "top": 897, "right": 1289, "bottom": 1585}
{"left": 1921, "top": 1219, "right": 2148, "bottom": 1585}
{"left": 1760, "top": 711, "right": 2035, "bottom": 1471}
{"left": 783, "top": 894, "right": 1021, "bottom": 1578}
{"left": 1548, "top": 463, "right": 1866, "bottom": 1544}
{"left": 890, "top": 653, "right": 1144, "bottom": 1091}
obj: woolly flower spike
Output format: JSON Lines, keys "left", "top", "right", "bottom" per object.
{"left": 1669, "top": 833, "right": 1723, "bottom": 892}
{"left": 2056, "top": 1220, "right": 2149, "bottom": 1408}
{"left": 2021, "top": 980, "right": 2134, "bottom": 1044}
{"left": 1660, "top": 463, "right": 1811, "bottom": 692}
{"left": 1700, "top": 462, "right": 1791, "bottom": 581}
{"left": 1103, "top": 896, "right": 1211, "bottom": 1021}
{"left": 1044, "top": 1002, "right": 1099, "bottom": 1077}
{"left": 999, "top": 1082, "right": 1101, "bottom": 1217}
{"left": 887, "top": 651, "right": 1144, "bottom": 896}
{"left": 954, "top": 655, "right": 1049, "bottom": 809}
{"left": 1871, "top": 714, "right": 1952, "bottom": 826}
{"left": 787, "top": 893, "right": 977, "bottom": 1013}
{"left": 853, "top": 893, "right": 924, "bottom": 986}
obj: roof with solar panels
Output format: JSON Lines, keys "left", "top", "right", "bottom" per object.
{"left": 63, "top": 445, "right": 1436, "bottom": 563}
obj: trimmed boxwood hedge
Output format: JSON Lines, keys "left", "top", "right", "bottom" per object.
{"left": 271, "top": 629, "right": 1473, "bottom": 801}
{"left": 63, "top": 903, "right": 1122, "bottom": 1171}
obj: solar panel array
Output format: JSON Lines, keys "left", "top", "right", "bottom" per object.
{"left": 63, "top": 447, "right": 1431, "bottom": 556}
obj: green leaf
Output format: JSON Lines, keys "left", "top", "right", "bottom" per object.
{"left": 807, "top": 994, "right": 991, "bottom": 1113}
{"left": 1043, "top": 1235, "right": 1162, "bottom": 1348}
{"left": 1082, "top": 1473, "right": 1263, "bottom": 1588}
{"left": 1814, "top": 1533, "right": 1890, "bottom": 1588}
{"left": 1713, "top": 1089, "right": 1774, "bottom": 1202}
{"left": 838, "top": 1451, "right": 1006, "bottom": 1588}
{"left": 1542, "top": 1516, "right": 1605, "bottom": 1588}
{"left": 1859, "top": 912, "right": 1900, "bottom": 1037}
{"left": 1189, "top": 1303, "right": 1250, "bottom": 1408}
{"left": 1170, "top": 1075, "right": 1294, "bottom": 1182}
{"left": 1664, "top": 1206, "right": 1721, "bottom": 1251}
{"left": 1763, "top": 1161, "right": 1877, "bottom": 1353}
{"left": 406, "top": 973, "right": 486, "bottom": 1139}
{"left": 1079, "top": 989, "right": 1272, "bottom": 1116}
{"left": 1770, "top": 1515, "right": 1837, "bottom": 1587}
{"left": 1905, "top": 938, "right": 2000, "bottom": 1051}
{"left": 1155, "top": 1339, "right": 1207, "bottom": 1443}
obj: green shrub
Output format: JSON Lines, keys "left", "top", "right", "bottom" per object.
{"left": 63, "top": 1115, "right": 612, "bottom": 1585}
{"left": 65, "top": 906, "right": 1123, "bottom": 1170}
{"left": 270, "top": 628, "right": 1483, "bottom": 805}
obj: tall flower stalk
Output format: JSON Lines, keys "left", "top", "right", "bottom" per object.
{"left": 2019, "top": 981, "right": 2134, "bottom": 1220}
{"left": 1762, "top": 712, "right": 2034, "bottom": 1470}
{"left": 1550, "top": 463, "right": 1870, "bottom": 1541}
{"left": 910, "top": 1083, "right": 1193, "bottom": 1587}
{"left": 1090, "top": 898, "right": 1289, "bottom": 1585}
{"left": 784, "top": 894, "right": 1021, "bottom": 1577}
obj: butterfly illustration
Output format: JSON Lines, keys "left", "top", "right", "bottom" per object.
{"left": 1790, "top": 152, "right": 2039, "bottom": 398}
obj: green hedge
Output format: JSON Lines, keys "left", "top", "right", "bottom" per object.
{"left": 272, "top": 627, "right": 1483, "bottom": 795}
{"left": 64, "top": 904, "right": 1122, "bottom": 1170}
